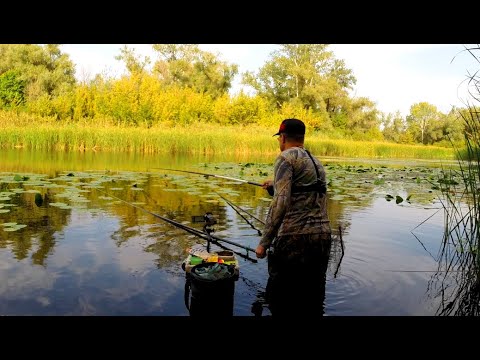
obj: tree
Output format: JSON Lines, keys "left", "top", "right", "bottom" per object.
{"left": 382, "top": 111, "right": 406, "bottom": 143}
{"left": 114, "top": 45, "right": 151, "bottom": 75}
{"left": 0, "top": 70, "right": 26, "bottom": 108}
{"left": 114, "top": 46, "right": 152, "bottom": 117}
{"left": 341, "top": 96, "right": 381, "bottom": 138}
{"left": 241, "top": 44, "right": 356, "bottom": 114}
{"left": 151, "top": 44, "right": 238, "bottom": 99}
{"left": 406, "top": 102, "right": 440, "bottom": 144}
{"left": 0, "top": 44, "right": 76, "bottom": 102}
{"left": 442, "top": 107, "right": 467, "bottom": 145}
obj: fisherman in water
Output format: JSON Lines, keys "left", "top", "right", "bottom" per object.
{"left": 255, "top": 118, "right": 332, "bottom": 317}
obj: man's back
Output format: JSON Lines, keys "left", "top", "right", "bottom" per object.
{"left": 268, "top": 146, "right": 331, "bottom": 237}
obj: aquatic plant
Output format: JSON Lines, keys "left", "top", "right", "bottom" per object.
{"left": 432, "top": 45, "right": 480, "bottom": 316}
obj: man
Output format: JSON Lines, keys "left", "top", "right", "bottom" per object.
{"left": 255, "top": 118, "right": 332, "bottom": 316}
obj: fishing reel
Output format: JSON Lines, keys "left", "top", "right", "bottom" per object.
{"left": 191, "top": 212, "right": 217, "bottom": 252}
{"left": 203, "top": 212, "right": 217, "bottom": 227}
{"left": 202, "top": 212, "right": 216, "bottom": 253}
{"left": 191, "top": 212, "right": 217, "bottom": 233}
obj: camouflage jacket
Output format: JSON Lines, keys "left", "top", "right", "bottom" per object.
{"left": 259, "top": 147, "right": 331, "bottom": 248}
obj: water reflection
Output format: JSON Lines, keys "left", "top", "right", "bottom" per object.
{"left": 252, "top": 233, "right": 344, "bottom": 317}
{"left": 0, "top": 149, "right": 463, "bottom": 315}
{"left": 428, "top": 210, "right": 480, "bottom": 316}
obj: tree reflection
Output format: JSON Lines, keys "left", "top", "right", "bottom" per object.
{"left": 0, "top": 187, "right": 70, "bottom": 265}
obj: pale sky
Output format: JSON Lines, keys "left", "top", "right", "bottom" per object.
{"left": 61, "top": 44, "right": 478, "bottom": 117}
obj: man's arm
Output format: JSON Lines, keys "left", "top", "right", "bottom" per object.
{"left": 259, "top": 157, "right": 292, "bottom": 248}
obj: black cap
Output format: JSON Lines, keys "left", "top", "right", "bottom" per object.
{"left": 273, "top": 118, "right": 306, "bottom": 136}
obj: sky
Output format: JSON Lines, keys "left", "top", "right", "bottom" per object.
{"left": 61, "top": 44, "right": 479, "bottom": 117}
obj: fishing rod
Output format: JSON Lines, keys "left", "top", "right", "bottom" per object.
{"left": 216, "top": 192, "right": 344, "bottom": 238}
{"left": 151, "top": 167, "right": 263, "bottom": 186}
{"left": 96, "top": 188, "right": 258, "bottom": 254}
{"left": 215, "top": 192, "right": 264, "bottom": 235}
{"left": 216, "top": 193, "right": 265, "bottom": 225}
{"left": 151, "top": 167, "right": 275, "bottom": 196}
{"left": 202, "top": 227, "right": 258, "bottom": 263}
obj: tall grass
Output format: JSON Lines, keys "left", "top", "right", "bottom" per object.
{"left": 0, "top": 115, "right": 457, "bottom": 160}
{"left": 433, "top": 46, "right": 480, "bottom": 316}
{"left": 306, "top": 138, "right": 454, "bottom": 160}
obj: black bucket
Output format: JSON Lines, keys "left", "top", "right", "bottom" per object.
{"left": 187, "top": 262, "right": 236, "bottom": 317}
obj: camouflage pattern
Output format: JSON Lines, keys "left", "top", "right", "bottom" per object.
{"left": 260, "top": 146, "right": 331, "bottom": 248}
{"left": 268, "top": 233, "right": 332, "bottom": 270}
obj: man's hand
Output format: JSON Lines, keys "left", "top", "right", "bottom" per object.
{"left": 262, "top": 180, "right": 274, "bottom": 196}
{"left": 262, "top": 180, "right": 273, "bottom": 189}
{"left": 256, "top": 244, "right": 267, "bottom": 259}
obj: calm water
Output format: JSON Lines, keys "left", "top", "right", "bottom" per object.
{"left": 0, "top": 148, "right": 462, "bottom": 316}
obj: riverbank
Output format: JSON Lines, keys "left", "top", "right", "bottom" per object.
{"left": 0, "top": 123, "right": 456, "bottom": 160}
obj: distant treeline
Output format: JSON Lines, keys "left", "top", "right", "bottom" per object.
{"left": 0, "top": 44, "right": 469, "bottom": 148}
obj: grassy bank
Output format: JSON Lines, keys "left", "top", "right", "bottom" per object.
{"left": 0, "top": 122, "right": 456, "bottom": 160}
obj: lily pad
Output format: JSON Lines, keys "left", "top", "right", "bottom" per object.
{"left": 0, "top": 192, "right": 15, "bottom": 196}
{"left": 3, "top": 224, "right": 27, "bottom": 231}
{"left": 48, "top": 202, "right": 69, "bottom": 207}
{"left": 98, "top": 196, "right": 114, "bottom": 200}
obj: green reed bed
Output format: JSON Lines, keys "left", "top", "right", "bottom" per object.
{"left": 306, "top": 138, "right": 455, "bottom": 160}
{"left": 0, "top": 123, "right": 280, "bottom": 155}
{"left": 0, "top": 122, "right": 456, "bottom": 159}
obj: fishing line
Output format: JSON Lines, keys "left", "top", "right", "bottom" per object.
{"left": 215, "top": 192, "right": 264, "bottom": 235}
{"left": 151, "top": 167, "right": 275, "bottom": 196}
{"left": 95, "top": 188, "right": 257, "bottom": 255}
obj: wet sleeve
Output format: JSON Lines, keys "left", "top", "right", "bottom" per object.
{"left": 259, "top": 157, "right": 292, "bottom": 248}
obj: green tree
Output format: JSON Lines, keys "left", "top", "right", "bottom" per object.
{"left": 0, "top": 70, "right": 26, "bottom": 108}
{"left": 0, "top": 44, "right": 76, "bottom": 102}
{"left": 114, "top": 45, "right": 151, "bottom": 75}
{"left": 406, "top": 102, "right": 440, "bottom": 144}
{"left": 382, "top": 111, "right": 406, "bottom": 143}
{"left": 241, "top": 44, "right": 356, "bottom": 114}
{"left": 342, "top": 96, "right": 381, "bottom": 139}
{"left": 152, "top": 44, "right": 238, "bottom": 99}
{"left": 442, "top": 107, "right": 467, "bottom": 146}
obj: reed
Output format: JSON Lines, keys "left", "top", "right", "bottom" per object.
{"left": 433, "top": 45, "right": 480, "bottom": 315}
{"left": 306, "top": 138, "right": 455, "bottom": 160}
{"left": 0, "top": 120, "right": 458, "bottom": 160}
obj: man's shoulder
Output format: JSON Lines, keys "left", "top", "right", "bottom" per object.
{"left": 281, "top": 147, "right": 305, "bottom": 158}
